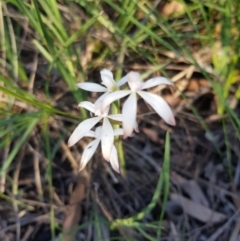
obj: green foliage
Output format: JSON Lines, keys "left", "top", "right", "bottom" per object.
{"left": 0, "top": 0, "right": 239, "bottom": 240}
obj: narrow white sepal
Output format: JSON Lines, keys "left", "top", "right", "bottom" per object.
{"left": 78, "top": 101, "right": 95, "bottom": 113}
{"left": 101, "top": 74, "right": 116, "bottom": 91}
{"left": 101, "top": 117, "right": 114, "bottom": 161}
{"left": 84, "top": 130, "right": 96, "bottom": 138}
{"left": 100, "top": 69, "right": 113, "bottom": 79}
{"left": 94, "top": 92, "right": 109, "bottom": 116}
{"left": 68, "top": 116, "right": 102, "bottom": 147}
{"left": 79, "top": 139, "right": 100, "bottom": 171}
{"left": 76, "top": 82, "right": 107, "bottom": 92}
{"left": 109, "top": 145, "right": 120, "bottom": 173}
{"left": 138, "top": 91, "right": 176, "bottom": 126}
{"left": 113, "top": 128, "right": 124, "bottom": 136}
{"left": 108, "top": 114, "right": 123, "bottom": 122}
{"left": 116, "top": 75, "right": 127, "bottom": 87}
{"left": 122, "top": 92, "right": 137, "bottom": 138}
{"left": 127, "top": 71, "right": 143, "bottom": 91}
{"left": 101, "top": 90, "right": 131, "bottom": 113}
{"left": 95, "top": 92, "right": 109, "bottom": 106}
{"left": 141, "top": 77, "right": 174, "bottom": 90}
{"left": 95, "top": 126, "right": 102, "bottom": 139}
{"left": 134, "top": 121, "right": 139, "bottom": 132}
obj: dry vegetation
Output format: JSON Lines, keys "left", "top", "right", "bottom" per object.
{"left": 0, "top": 0, "right": 240, "bottom": 240}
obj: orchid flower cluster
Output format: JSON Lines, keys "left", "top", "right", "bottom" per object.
{"left": 68, "top": 69, "right": 175, "bottom": 173}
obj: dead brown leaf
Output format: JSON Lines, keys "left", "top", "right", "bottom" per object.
{"left": 172, "top": 172, "right": 209, "bottom": 207}
{"left": 142, "top": 128, "right": 158, "bottom": 142}
{"left": 170, "top": 193, "right": 226, "bottom": 224}
{"left": 62, "top": 176, "right": 86, "bottom": 241}
{"left": 161, "top": 1, "right": 185, "bottom": 16}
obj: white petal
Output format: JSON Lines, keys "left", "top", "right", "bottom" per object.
{"left": 101, "top": 74, "right": 116, "bottom": 91}
{"left": 79, "top": 139, "right": 100, "bottom": 171}
{"left": 116, "top": 75, "right": 127, "bottom": 87}
{"left": 78, "top": 101, "right": 95, "bottom": 113}
{"left": 108, "top": 114, "right": 123, "bottom": 122}
{"left": 84, "top": 130, "right": 96, "bottom": 138}
{"left": 122, "top": 92, "right": 137, "bottom": 138}
{"left": 127, "top": 71, "right": 143, "bottom": 91}
{"left": 138, "top": 91, "right": 176, "bottom": 126}
{"left": 113, "top": 129, "right": 124, "bottom": 136}
{"left": 141, "top": 77, "right": 174, "bottom": 90}
{"left": 95, "top": 126, "right": 102, "bottom": 139}
{"left": 100, "top": 69, "right": 113, "bottom": 79}
{"left": 95, "top": 100, "right": 110, "bottom": 117}
{"left": 94, "top": 92, "right": 110, "bottom": 116}
{"left": 101, "top": 90, "right": 131, "bottom": 113}
{"left": 76, "top": 82, "right": 107, "bottom": 92}
{"left": 134, "top": 121, "right": 139, "bottom": 132}
{"left": 109, "top": 145, "right": 119, "bottom": 173}
{"left": 94, "top": 92, "right": 109, "bottom": 106}
{"left": 101, "top": 117, "right": 114, "bottom": 161}
{"left": 68, "top": 116, "right": 102, "bottom": 147}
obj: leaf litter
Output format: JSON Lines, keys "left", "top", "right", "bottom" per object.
{"left": 0, "top": 1, "right": 240, "bottom": 241}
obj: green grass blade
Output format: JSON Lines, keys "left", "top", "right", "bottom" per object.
{"left": 0, "top": 115, "right": 40, "bottom": 177}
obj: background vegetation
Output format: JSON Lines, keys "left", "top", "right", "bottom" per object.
{"left": 0, "top": 0, "right": 239, "bottom": 240}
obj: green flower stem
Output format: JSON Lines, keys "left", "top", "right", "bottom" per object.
{"left": 113, "top": 39, "right": 127, "bottom": 175}
{"left": 110, "top": 132, "right": 170, "bottom": 229}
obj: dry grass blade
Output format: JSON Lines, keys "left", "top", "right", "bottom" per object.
{"left": 206, "top": 210, "right": 240, "bottom": 241}
{"left": 0, "top": 146, "right": 10, "bottom": 193}
{"left": 60, "top": 141, "right": 78, "bottom": 172}
{"left": 20, "top": 225, "right": 34, "bottom": 241}
{"left": 0, "top": 213, "right": 61, "bottom": 233}
{"left": 229, "top": 219, "right": 240, "bottom": 241}
{"left": 170, "top": 221, "right": 180, "bottom": 241}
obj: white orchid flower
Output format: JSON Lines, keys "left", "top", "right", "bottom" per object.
{"left": 68, "top": 101, "right": 123, "bottom": 161}
{"left": 76, "top": 69, "right": 127, "bottom": 112}
{"left": 79, "top": 127, "right": 123, "bottom": 172}
{"left": 101, "top": 71, "right": 176, "bottom": 137}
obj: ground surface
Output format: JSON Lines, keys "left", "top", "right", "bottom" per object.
{"left": 0, "top": 0, "right": 240, "bottom": 240}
